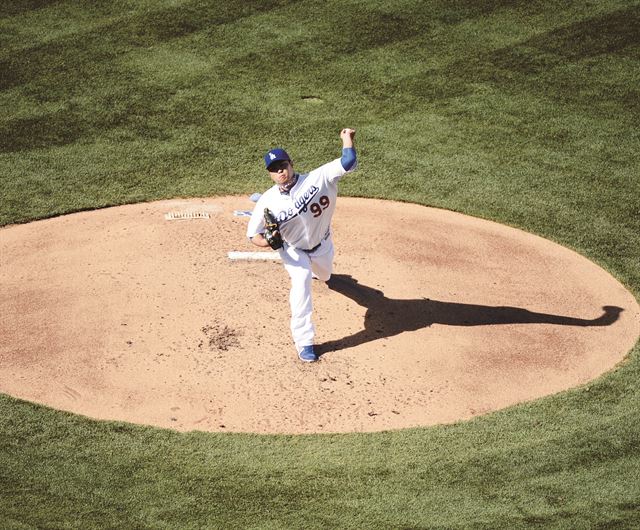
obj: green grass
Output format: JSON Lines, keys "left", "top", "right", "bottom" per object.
{"left": 1, "top": 0, "right": 639, "bottom": 527}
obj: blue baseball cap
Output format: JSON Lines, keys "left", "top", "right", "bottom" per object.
{"left": 264, "top": 148, "right": 290, "bottom": 170}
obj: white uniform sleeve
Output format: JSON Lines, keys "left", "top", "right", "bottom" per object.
{"left": 246, "top": 197, "right": 267, "bottom": 239}
{"left": 310, "top": 158, "right": 354, "bottom": 184}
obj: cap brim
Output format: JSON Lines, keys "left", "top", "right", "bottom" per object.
{"left": 266, "top": 158, "right": 290, "bottom": 171}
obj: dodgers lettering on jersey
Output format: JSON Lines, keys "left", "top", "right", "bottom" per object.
{"left": 293, "top": 185, "right": 320, "bottom": 215}
{"left": 247, "top": 158, "right": 354, "bottom": 250}
{"left": 273, "top": 184, "right": 320, "bottom": 225}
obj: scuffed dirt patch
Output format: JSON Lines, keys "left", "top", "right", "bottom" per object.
{"left": 200, "top": 322, "right": 241, "bottom": 352}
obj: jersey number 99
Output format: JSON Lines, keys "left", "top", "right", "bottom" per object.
{"left": 310, "top": 195, "right": 330, "bottom": 217}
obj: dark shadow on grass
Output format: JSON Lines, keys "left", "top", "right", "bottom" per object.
{"left": 401, "top": 6, "right": 640, "bottom": 109}
{"left": 0, "top": 0, "right": 60, "bottom": 17}
{"left": 318, "top": 274, "right": 623, "bottom": 356}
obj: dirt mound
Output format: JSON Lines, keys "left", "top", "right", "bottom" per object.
{"left": 1, "top": 196, "right": 638, "bottom": 433}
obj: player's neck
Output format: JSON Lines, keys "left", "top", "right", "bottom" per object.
{"left": 278, "top": 173, "right": 299, "bottom": 195}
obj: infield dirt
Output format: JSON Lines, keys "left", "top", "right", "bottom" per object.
{"left": 1, "top": 196, "right": 638, "bottom": 433}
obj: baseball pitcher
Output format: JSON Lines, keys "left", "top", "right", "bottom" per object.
{"left": 247, "top": 128, "right": 357, "bottom": 362}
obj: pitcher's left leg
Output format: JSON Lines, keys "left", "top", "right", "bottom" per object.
{"left": 310, "top": 238, "right": 334, "bottom": 282}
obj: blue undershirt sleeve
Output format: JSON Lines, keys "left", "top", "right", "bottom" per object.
{"left": 340, "top": 147, "right": 357, "bottom": 171}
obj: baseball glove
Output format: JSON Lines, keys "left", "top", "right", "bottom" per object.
{"left": 263, "top": 208, "right": 283, "bottom": 250}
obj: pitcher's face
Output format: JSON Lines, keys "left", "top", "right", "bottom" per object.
{"left": 268, "top": 160, "right": 294, "bottom": 186}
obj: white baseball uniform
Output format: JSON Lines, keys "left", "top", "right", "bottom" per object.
{"left": 247, "top": 157, "right": 357, "bottom": 351}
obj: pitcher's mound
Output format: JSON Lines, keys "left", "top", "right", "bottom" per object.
{"left": 1, "top": 196, "right": 638, "bottom": 434}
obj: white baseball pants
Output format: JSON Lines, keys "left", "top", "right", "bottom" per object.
{"left": 280, "top": 239, "right": 334, "bottom": 352}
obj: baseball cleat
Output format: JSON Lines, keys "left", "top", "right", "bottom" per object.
{"left": 298, "top": 345, "right": 318, "bottom": 362}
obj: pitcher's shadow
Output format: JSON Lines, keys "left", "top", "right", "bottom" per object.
{"left": 317, "top": 274, "right": 623, "bottom": 356}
